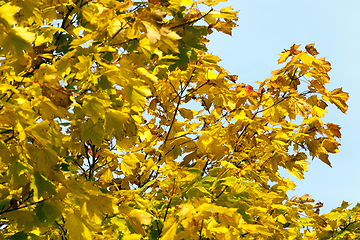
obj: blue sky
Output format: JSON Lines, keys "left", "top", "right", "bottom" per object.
{"left": 205, "top": 0, "right": 360, "bottom": 214}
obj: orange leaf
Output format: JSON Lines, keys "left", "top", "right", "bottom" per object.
{"left": 246, "top": 85, "right": 253, "bottom": 95}
{"left": 305, "top": 43, "right": 319, "bottom": 56}
{"left": 328, "top": 88, "right": 349, "bottom": 114}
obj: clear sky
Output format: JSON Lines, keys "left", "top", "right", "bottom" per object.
{"left": 205, "top": 0, "right": 360, "bottom": 214}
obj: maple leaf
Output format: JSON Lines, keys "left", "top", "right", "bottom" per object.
{"left": 42, "top": 83, "right": 73, "bottom": 108}
{"left": 0, "top": 0, "right": 353, "bottom": 239}
{"left": 327, "top": 87, "right": 349, "bottom": 114}
{"left": 278, "top": 44, "right": 301, "bottom": 63}
{"left": 305, "top": 43, "right": 320, "bottom": 56}
{"left": 0, "top": 2, "right": 21, "bottom": 27}
{"left": 246, "top": 85, "right": 254, "bottom": 95}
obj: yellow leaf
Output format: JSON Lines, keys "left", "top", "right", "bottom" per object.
{"left": 129, "top": 217, "right": 146, "bottom": 235}
{"left": 319, "top": 153, "right": 332, "bottom": 167}
{"left": 160, "top": 217, "right": 178, "bottom": 240}
{"left": 179, "top": 204, "right": 194, "bottom": 216}
{"left": 123, "top": 83, "right": 152, "bottom": 107}
{"left": 298, "top": 52, "right": 313, "bottom": 65}
{"left": 179, "top": 108, "right": 193, "bottom": 120}
{"left": 130, "top": 209, "right": 153, "bottom": 225}
{"left": 274, "top": 131, "right": 289, "bottom": 141}
{"left": 178, "top": 0, "right": 195, "bottom": 6}
{"left": 120, "top": 155, "right": 136, "bottom": 175}
{"left": 64, "top": 213, "right": 92, "bottom": 240}
{"left": 108, "top": 18, "right": 122, "bottom": 37}
{"left": 221, "top": 6, "right": 237, "bottom": 14}
{"left": 214, "top": 20, "right": 238, "bottom": 36}
{"left": 221, "top": 161, "right": 237, "bottom": 169}
{"left": 143, "top": 22, "right": 161, "bottom": 43}
{"left": 99, "top": 168, "right": 113, "bottom": 184}
{"left": 113, "top": 0, "right": 133, "bottom": 12}
{"left": 322, "top": 139, "right": 339, "bottom": 154}
{"left": 292, "top": 97, "right": 310, "bottom": 117}
{"left": 15, "top": 122, "right": 26, "bottom": 142}
{"left": 328, "top": 88, "right": 349, "bottom": 114}
{"left": 233, "top": 110, "right": 247, "bottom": 121}
{"left": 326, "top": 123, "right": 341, "bottom": 138}
{"left": 197, "top": 133, "right": 213, "bottom": 153}
{"left": 311, "top": 106, "right": 327, "bottom": 117}
{"left": 123, "top": 234, "right": 142, "bottom": 240}
{"left": 210, "top": 7, "right": 239, "bottom": 19}
{"left": 297, "top": 52, "right": 321, "bottom": 66}
{"left": 136, "top": 67, "right": 158, "bottom": 84}
{"left": 71, "top": 32, "right": 93, "bottom": 46}
{"left": 278, "top": 51, "right": 291, "bottom": 64}
{"left": 4, "top": 27, "right": 35, "bottom": 57}
{"left": 197, "top": 0, "right": 227, "bottom": 6}
{"left": 0, "top": 2, "right": 21, "bottom": 26}
{"left": 276, "top": 214, "right": 287, "bottom": 224}
{"left": 241, "top": 224, "right": 272, "bottom": 236}
{"left": 166, "top": 31, "right": 182, "bottom": 40}
{"left": 278, "top": 44, "right": 301, "bottom": 63}
{"left": 203, "top": 53, "right": 221, "bottom": 64}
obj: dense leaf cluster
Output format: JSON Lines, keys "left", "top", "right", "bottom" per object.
{"left": 0, "top": 0, "right": 356, "bottom": 239}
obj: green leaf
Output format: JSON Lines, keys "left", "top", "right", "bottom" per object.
{"left": 123, "top": 83, "right": 152, "bottom": 107}
{"left": 187, "top": 168, "right": 203, "bottom": 175}
{"left": 3, "top": 27, "right": 35, "bottom": 57}
{"left": 65, "top": 213, "right": 92, "bottom": 239}
{"left": 182, "top": 26, "right": 208, "bottom": 51}
{"left": 35, "top": 200, "right": 63, "bottom": 222}
{"left": 32, "top": 171, "right": 57, "bottom": 198}
{"left": 81, "top": 121, "right": 105, "bottom": 146}
{"left": 7, "top": 162, "right": 32, "bottom": 189}
{"left": 105, "top": 109, "right": 128, "bottom": 134}
{"left": 9, "top": 232, "right": 29, "bottom": 240}
{"left": 83, "top": 97, "right": 106, "bottom": 120}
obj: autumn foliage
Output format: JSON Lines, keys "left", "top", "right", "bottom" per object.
{"left": 0, "top": 0, "right": 357, "bottom": 239}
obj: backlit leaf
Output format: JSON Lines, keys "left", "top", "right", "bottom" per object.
{"left": 130, "top": 209, "right": 153, "bottom": 225}
{"left": 0, "top": 1, "right": 352, "bottom": 239}
{"left": 65, "top": 213, "right": 92, "bottom": 240}
{"left": 32, "top": 171, "right": 57, "bottom": 198}
{"left": 3, "top": 27, "right": 35, "bottom": 57}
{"left": 0, "top": 3, "right": 20, "bottom": 26}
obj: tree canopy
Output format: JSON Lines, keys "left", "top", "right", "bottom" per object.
{"left": 0, "top": 0, "right": 357, "bottom": 239}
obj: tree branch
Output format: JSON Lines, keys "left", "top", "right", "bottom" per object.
{"left": 0, "top": 198, "right": 49, "bottom": 215}
{"left": 158, "top": 67, "right": 197, "bottom": 164}
{"left": 170, "top": 8, "right": 214, "bottom": 30}
{"left": 159, "top": 179, "right": 176, "bottom": 235}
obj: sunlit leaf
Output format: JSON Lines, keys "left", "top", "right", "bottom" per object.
{"left": 0, "top": 1, "right": 351, "bottom": 239}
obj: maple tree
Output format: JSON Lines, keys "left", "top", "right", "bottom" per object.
{"left": 0, "top": 0, "right": 357, "bottom": 239}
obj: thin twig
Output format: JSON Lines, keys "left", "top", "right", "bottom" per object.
{"left": 160, "top": 179, "right": 176, "bottom": 235}
{"left": 212, "top": 186, "right": 228, "bottom": 203}
{"left": 170, "top": 8, "right": 214, "bottom": 30}
{"left": 158, "top": 68, "right": 197, "bottom": 163}
{"left": 0, "top": 198, "right": 49, "bottom": 215}
{"left": 199, "top": 219, "right": 204, "bottom": 239}
{"left": 73, "top": 160, "right": 87, "bottom": 177}
{"left": 162, "top": 137, "right": 199, "bottom": 160}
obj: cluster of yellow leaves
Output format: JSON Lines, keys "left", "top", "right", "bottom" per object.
{"left": 0, "top": 0, "right": 356, "bottom": 239}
